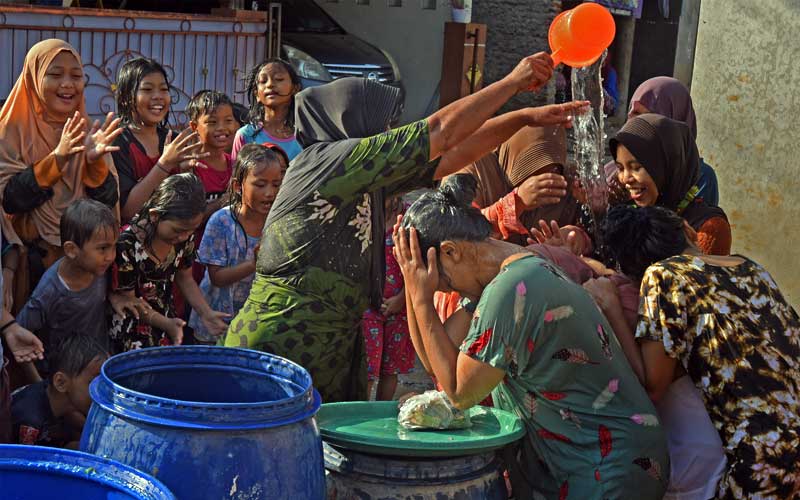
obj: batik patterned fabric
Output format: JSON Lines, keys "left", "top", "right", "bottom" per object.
{"left": 636, "top": 254, "right": 800, "bottom": 499}
{"left": 461, "top": 255, "right": 668, "bottom": 499}
{"left": 223, "top": 121, "right": 437, "bottom": 402}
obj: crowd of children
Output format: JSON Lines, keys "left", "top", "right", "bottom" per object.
{"left": 0, "top": 34, "right": 798, "bottom": 500}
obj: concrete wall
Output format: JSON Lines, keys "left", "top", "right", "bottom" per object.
{"left": 691, "top": 0, "right": 800, "bottom": 305}
{"left": 471, "top": 0, "right": 558, "bottom": 110}
{"left": 317, "top": 0, "right": 451, "bottom": 122}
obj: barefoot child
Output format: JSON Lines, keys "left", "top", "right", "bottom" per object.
{"left": 189, "top": 144, "right": 286, "bottom": 343}
{"left": 112, "top": 58, "right": 207, "bottom": 221}
{"left": 110, "top": 173, "right": 229, "bottom": 351}
{"left": 232, "top": 59, "right": 302, "bottom": 161}
{"left": 11, "top": 334, "right": 108, "bottom": 448}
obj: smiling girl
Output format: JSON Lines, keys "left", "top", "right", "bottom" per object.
{"left": 0, "top": 39, "right": 122, "bottom": 311}
{"left": 232, "top": 59, "right": 302, "bottom": 161}
{"left": 112, "top": 58, "right": 207, "bottom": 221}
{"left": 611, "top": 114, "right": 731, "bottom": 255}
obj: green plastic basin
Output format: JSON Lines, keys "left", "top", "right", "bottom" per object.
{"left": 317, "top": 401, "right": 526, "bottom": 457}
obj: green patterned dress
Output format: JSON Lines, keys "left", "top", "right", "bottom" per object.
{"left": 223, "top": 120, "right": 438, "bottom": 402}
{"left": 461, "top": 255, "right": 669, "bottom": 499}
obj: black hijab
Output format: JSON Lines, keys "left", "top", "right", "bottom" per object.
{"left": 267, "top": 77, "right": 403, "bottom": 309}
{"left": 609, "top": 114, "right": 726, "bottom": 228}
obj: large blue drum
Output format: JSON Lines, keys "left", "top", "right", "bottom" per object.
{"left": 80, "top": 346, "right": 325, "bottom": 500}
{"left": 0, "top": 444, "right": 175, "bottom": 500}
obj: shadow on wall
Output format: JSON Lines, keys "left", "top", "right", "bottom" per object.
{"left": 691, "top": 0, "right": 800, "bottom": 305}
{"left": 317, "top": 0, "right": 452, "bottom": 122}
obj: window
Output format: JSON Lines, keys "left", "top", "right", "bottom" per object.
{"left": 387, "top": 0, "right": 401, "bottom": 6}
{"left": 421, "top": 0, "right": 436, "bottom": 10}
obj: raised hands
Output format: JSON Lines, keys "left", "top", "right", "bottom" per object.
{"left": 85, "top": 112, "right": 124, "bottom": 163}
{"left": 525, "top": 100, "right": 591, "bottom": 128}
{"left": 157, "top": 129, "right": 209, "bottom": 173}
{"left": 529, "top": 219, "right": 588, "bottom": 256}
{"left": 54, "top": 111, "right": 87, "bottom": 169}
{"left": 3, "top": 323, "right": 44, "bottom": 364}
{"left": 517, "top": 173, "right": 568, "bottom": 210}
{"left": 392, "top": 216, "right": 439, "bottom": 304}
{"left": 506, "top": 52, "right": 556, "bottom": 93}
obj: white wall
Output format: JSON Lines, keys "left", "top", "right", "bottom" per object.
{"left": 317, "top": 0, "right": 452, "bottom": 122}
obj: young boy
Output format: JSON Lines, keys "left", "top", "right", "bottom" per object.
{"left": 11, "top": 334, "right": 108, "bottom": 448}
{"left": 16, "top": 199, "right": 117, "bottom": 382}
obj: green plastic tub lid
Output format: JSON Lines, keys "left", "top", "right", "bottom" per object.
{"left": 316, "top": 401, "right": 526, "bottom": 457}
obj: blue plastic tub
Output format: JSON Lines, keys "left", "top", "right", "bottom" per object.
{"left": 0, "top": 444, "right": 175, "bottom": 500}
{"left": 80, "top": 346, "right": 325, "bottom": 500}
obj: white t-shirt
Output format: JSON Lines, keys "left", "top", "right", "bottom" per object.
{"left": 657, "top": 375, "right": 727, "bottom": 500}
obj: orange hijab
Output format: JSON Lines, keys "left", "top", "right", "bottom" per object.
{"left": 0, "top": 39, "right": 116, "bottom": 246}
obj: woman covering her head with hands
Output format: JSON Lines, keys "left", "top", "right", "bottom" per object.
{"left": 222, "top": 52, "right": 589, "bottom": 403}
{"left": 394, "top": 174, "right": 668, "bottom": 499}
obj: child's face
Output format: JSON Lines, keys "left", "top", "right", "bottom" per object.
{"left": 134, "top": 71, "right": 171, "bottom": 126}
{"left": 66, "top": 226, "right": 118, "bottom": 277}
{"left": 256, "top": 63, "right": 299, "bottom": 110}
{"left": 240, "top": 160, "right": 283, "bottom": 217}
{"left": 65, "top": 355, "right": 106, "bottom": 415}
{"left": 615, "top": 144, "right": 659, "bottom": 207}
{"left": 191, "top": 104, "right": 236, "bottom": 151}
{"left": 154, "top": 213, "right": 204, "bottom": 246}
{"left": 42, "top": 51, "right": 85, "bottom": 121}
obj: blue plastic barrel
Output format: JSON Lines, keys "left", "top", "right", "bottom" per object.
{"left": 80, "top": 346, "right": 325, "bottom": 500}
{"left": 0, "top": 444, "right": 175, "bottom": 500}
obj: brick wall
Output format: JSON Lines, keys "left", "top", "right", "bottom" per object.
{"left": 471, "top": 0, "right": 560, "bottom": 111}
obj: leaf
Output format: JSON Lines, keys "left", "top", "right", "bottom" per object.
{"left": 537, "top": 428, "right": 572, "bottom": 443}
{"left": 524, "top": 392, "right": 538, "bottom": 415}
{"left": 552, "top": 348, "right": 598, "bottom": 365}
{"left": 514, "top": 281, "right": 527, "bottom": 328}
{"left": 544, "top": 305, "right": 574, "bottom": 323}
{"left": 558, "top": 480, "right": 569, "bottom": 500}
{"left": 592, "top": 378, "right": 620, "bottom": 410}
{"left": 599, "top": 424, "right": 612, "bottom": 458}
{"left": 630, "top": 414, "right": 660, "bottom": 426}
{"left": 596, "top": 324, "right": 613, "bottom": 360}
{"left": 559, "top": 409, "right": 582, "bottom": 429}
{"left": 466, "top": 327, "right": 493, "bottom": 356}
{"left": 526, "top": 338, "right": 535, "bottom": 353}
{"left": 542, "top": 391, "right": 567, "bottom": 401}
{"left": 633, "top": 457, "right": 663, "bottom": 481}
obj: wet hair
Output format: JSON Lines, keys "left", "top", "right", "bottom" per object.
{"left": 115, "top": 57, "right": 171, "bottom": 127}
{"left": 402, "top": 174, "right": 491, "bottom": 263}
{"left": 186, "top": 90, "right": 234, "bottom": 122}
{"left": 602, "top": 205, "right": 690, "bottom": 279}
{"left": 49, "top": 334, "right": 109, "bottom": 381}
{"left": 231, "top": 102, "right": 249, "bottom": 127}
{"left": 227, "top": 144, "right": 284, "bottom": 228}
{"left": 242, "top": 58, "right": 301, "bottom": 130}
{"left": 60, "top": 199, "right": 117, "bottom": 248}
{"left": 132, "top": 173, "right": 206, "bottom": 248}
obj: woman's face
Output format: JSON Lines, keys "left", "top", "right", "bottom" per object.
{"left": 134, "top": 71, "right": 171, "bottom": 126}
{"left": 42, "top": 51, "right": 85, "bottom": 120}
{"left": 437, "top": 241, "right": 485, "bottom": 299}
{"left": 615, "top": 144, "right": 659, "bottom": 207}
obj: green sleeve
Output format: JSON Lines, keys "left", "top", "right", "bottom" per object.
{"left": 318, "top": 120, "right": 438, "bottom": 200}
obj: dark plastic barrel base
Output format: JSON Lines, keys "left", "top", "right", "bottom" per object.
{"left": 324, "top": 444, "right": 507, "bottom": 500}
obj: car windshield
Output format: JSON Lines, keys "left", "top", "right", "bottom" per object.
{"left": 274, "top": 0, "right": 344, "bottom": 33}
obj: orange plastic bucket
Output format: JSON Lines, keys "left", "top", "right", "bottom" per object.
{"left": 549, "top": 3, "right": 616, "bottom": 68}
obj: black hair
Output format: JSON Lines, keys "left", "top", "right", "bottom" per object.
{"left": 60, "top": 199, "right": 117, "bottom": 248}
{"left": 49, "top": 334, "right": 109, "bottom": 381}
{"left": 132, "top": 173, "right": 206, "bottom": 249}
{"left": 115, "top": 57, "right": 171, "bottom": 127}
{"left": 401, "top": 174, "right": 491, "bottom": 263}
{"left": 242, "top": 58, "right": 301, "bottom": 130}
{"left": 227, "top": 143, "right": 284, "bottom": 229}
{"left": 186, "top": 90, "right": 234, "bottom": 122}
{"left": 602, "top": 205, "right": 690, "bottom": 279}
{"left": 231, "top": 102, "right": 250, "bottom": 127}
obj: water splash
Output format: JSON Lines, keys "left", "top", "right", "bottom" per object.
{"left": 570, "top": 52, "right": 609, "bottom": 256}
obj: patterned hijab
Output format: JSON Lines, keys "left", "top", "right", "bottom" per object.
{"left": 272, "top": 77, "right": 404, "bottom": 309}
{"left": 610, "top": 114, "right": 724, "bottom": 228}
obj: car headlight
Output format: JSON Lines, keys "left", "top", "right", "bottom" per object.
{"left": 283, "top": 45, "right": 332, "bottom": 82}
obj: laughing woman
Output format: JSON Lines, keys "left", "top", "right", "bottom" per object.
{"left": 394, "top": 175, "right": 668, "bottom": 499}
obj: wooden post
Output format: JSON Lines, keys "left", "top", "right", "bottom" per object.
{"left": 439, "top": 22, "right": 487, "bottom": 108}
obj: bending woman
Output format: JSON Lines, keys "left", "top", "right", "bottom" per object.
{"left": 223, "top": 53, "right": 588, "bottom": 403}
{"left": 394, "top": 175, "right": 668, "bottom": 499}
{"left": 590, "top": 205, "right": 800, "bottom": 499}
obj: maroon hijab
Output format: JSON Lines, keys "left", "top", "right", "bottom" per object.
{"left": 629, "top": 76, "right": 697, "bottom": 138}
